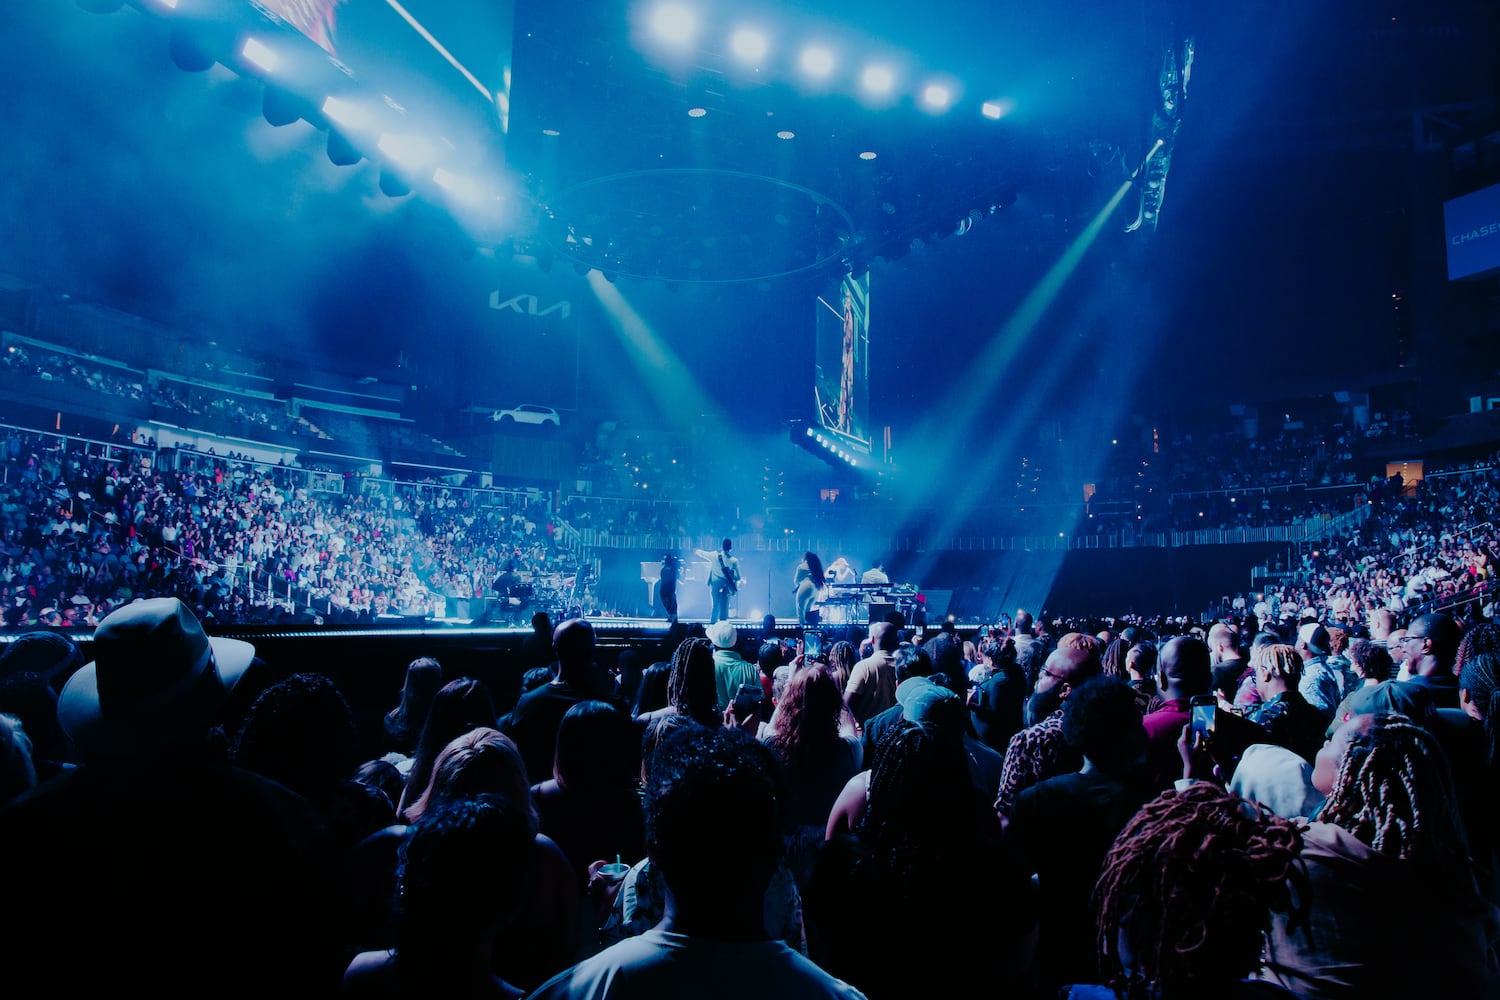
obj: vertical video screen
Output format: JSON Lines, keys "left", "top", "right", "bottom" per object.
{"left": 813, "top": 271, "right": 870, "bottom": 451}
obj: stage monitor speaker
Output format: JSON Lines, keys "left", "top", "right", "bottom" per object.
{"left": 868, "top": 601, "right": 895, "bottom": 625}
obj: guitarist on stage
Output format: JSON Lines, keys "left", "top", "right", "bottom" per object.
{"left": 695, "top": 537, "right": 742, "bottom": 625}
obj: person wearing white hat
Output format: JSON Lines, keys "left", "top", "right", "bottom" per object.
{"left": 708, "top": 620, "right": 758, "bottom": 714}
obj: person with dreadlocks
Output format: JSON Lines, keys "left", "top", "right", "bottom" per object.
{"left": 1460, "top": 651, "right": 1500, "bottom": 907}
{"left": 805, "top": 718, "right": 1032, "bottom": 1000}
{"left": 1255, "top": 711, "right": 1500, "bottom": 999}
{"left": 1065, "top": 783, "right": 1307, "bottom": 1000}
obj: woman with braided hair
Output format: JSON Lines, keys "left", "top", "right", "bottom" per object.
{"left": 1255, "top": 711, "right": 1500, "bottom": 999}
{"left": 1066, "top": 782, "right": 1307, "bottom": 1000}
{"left": 805, "top": 719, "right": 1032, "bottom": 1000}
{"left": 635, "top": 636, "right": 720, "bottom": 729}
{"left": 1460, "top": 651, "right": 1500, "bottom": 907}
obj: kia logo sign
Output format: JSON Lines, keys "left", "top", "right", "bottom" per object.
{"left": 489, "top": 292, "right": 572, "bottom": 319}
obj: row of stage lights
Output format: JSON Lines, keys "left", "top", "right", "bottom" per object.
{"left": 642, "top": 3, "right": 1013, "bottom": 122}
{"left": 88, "top": 0, "right": 505, "bottom": 211}
{"left": 805, "top": 426, "right": 859, "bottom": 468}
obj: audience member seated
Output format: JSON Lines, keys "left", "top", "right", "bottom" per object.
{"left": 397, "top": 677, "right": 501, "bottom": 820}
{"left": 0, "top": 598, "right": 349, "bottom": 995}
{"left": 343, "top": 794, "right": 532, "bottom": 999}
{"left": 1005, "top": 675, "right": 1152, "bottom": 998}
{"left": 636, "top": 636, "right": 721, "bottom": 729}
{"left": 532, "top": 700, "right": 646, "bottom": 894}
{"left": 760, "top": 663, "right": 862, "bottom": 890}
{"left": 1256, "top": 712, "right": 1500, "bottom": 998}
{"left": 383, "top": 656, "right": 445, "bottom": 768}
{"left": 529, "top": 726, "right": 864, "bottom": 1000}
{"left": 807, "top": 719, "right": 1030, "bottom": 999}
{"left": 1245, "top": 644, "right": 1326, "bottom": 764}
{"left": 1072, "top": 783, "right": 1309, "bottom": 1000}
{"left": 594, "top": 715, "right": 807, "bottom": 957}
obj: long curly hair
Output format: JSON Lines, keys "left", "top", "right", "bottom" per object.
{"left": 764, "top": 663, "right": 843, "bottom": 768}
{"left": 392, "top": 793, "right": 533, "bottom": 991}
{"left": 1094, "top": 783, "right": 1307, "bottom": 1000}
{"left": 1315, "top": 712, "right": 1470, "bottom": 868}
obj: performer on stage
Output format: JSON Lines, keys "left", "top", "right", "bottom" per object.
{"left": 659, "top": 552, "right": 681, "bottom": 625}
{"left": 793, "top": 551, "right": 825, "bottom": 626}
{"left": 861, "top": 559, "right": 890, "bottom": 586}
{"left": 492, "top": 559, "right": 523, "bottom": 625}
{"left": 827, "top": 556, "right": 857, "bottom": 586}
{"left": 694, "top": 538, "right": 741, "bottom": 625}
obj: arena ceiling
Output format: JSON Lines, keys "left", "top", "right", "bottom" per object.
{"left": 0, "top": 1, "right": 1496, "bottom": 438}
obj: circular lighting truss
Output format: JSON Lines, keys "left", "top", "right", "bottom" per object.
{"left": 542, "top": 168, "right": 856, "bottom": 285}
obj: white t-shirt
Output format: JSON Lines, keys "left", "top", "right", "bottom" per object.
{"left": 525, "top": 927, "right": 867, "bottom": 1000}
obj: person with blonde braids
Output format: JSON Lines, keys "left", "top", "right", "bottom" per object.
{"left": 1065, "top": 783, "right": 1308, "bottom": 1000}
{"left": 1256, "top": 712, "right": 1500, "bottom": 999}
{"left": 1244, "top": 643, "right": 1326, "bottom": 764}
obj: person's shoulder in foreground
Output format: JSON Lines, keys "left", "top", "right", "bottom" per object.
{"left": 527, "top": 724, "right": 866, "bottom": 1000}
{"left": 525, "top": 926, "right": 866, "bottom": 1000}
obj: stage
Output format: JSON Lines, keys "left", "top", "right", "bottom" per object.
{"left": 8, "top": 614, "right": 964, "bottom": 762}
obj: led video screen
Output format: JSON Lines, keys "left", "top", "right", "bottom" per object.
{"left": 813, "top": 271, "right": 871, "bottom": 453}
{"left": 1445, "top": 180, "right": 1500, "bottom": 281}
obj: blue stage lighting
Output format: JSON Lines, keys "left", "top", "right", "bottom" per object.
{"left": 861, "top": 65, "right": 894, "bottom": 95}
{"left": 730, "top": 28, "right": 768, "bottom": 63}
{"left": 652, "top": 4, "right": 697, "bottom": 45}
{"left": 800, "top": 46, "right": 835, "bottom": 78}
{"left": 921, "top": 84, "right": 950, "bottom": 109}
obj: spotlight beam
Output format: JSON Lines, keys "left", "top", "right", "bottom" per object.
{"left": 895, "top": 179, "right": 1136, "bottom": 553}
{"left": 587, "top": 272, "right": 735, "bottom": 440}
{"left": 382, "top": 0, "right": 492, "bottom": 101}
{"left": 925, "top": 180, "right": 1134, "bottom": 453}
